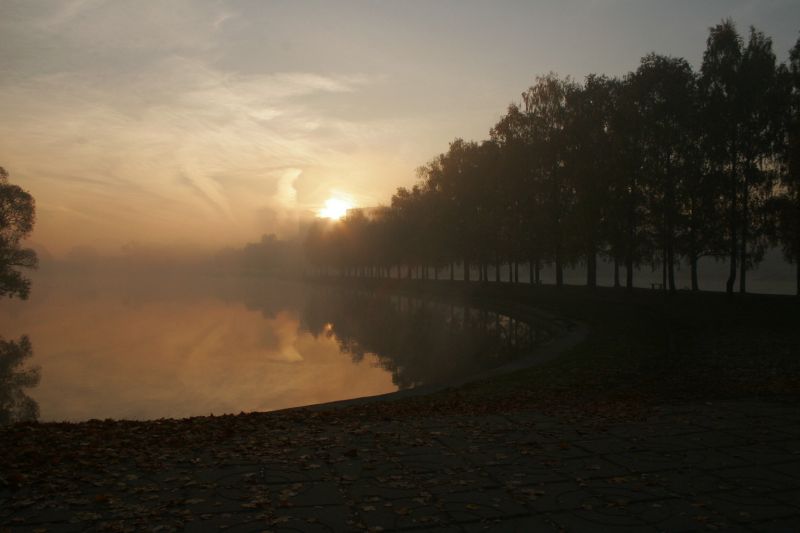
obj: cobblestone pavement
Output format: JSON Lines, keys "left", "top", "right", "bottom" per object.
{"left": 2, "top": 399, "right": 799, "bottom": 532}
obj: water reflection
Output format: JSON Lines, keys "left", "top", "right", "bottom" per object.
{"left": 0, "top": 335, "right": 40, "bottom": 424}
{"left": 302, "top": 289, "right": 548, "bottom": 389}
{"left": 0, "top": 275, "right": 551, "bottom": 422}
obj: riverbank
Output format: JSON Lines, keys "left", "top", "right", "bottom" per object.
{"left": 305, "top": 278, "right": 800, "bottom": 416}
{"left": 2, "top": 280, "right": 799, "bottom": 531}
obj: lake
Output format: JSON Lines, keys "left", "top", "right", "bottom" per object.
{"left": 0, "top": 274, "right": 542, "bottom": 423}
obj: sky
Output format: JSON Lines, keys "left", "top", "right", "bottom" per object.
{"left": 1, "top": 0, "right": 799, "bottom": 257}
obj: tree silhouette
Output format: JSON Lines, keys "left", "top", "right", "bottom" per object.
{"left": 0, "top": 335, "right": 40, "bottom": 424}
{"left": 772, "top": 35, "right": 800, "bottom": 295}
{"left": 0, "top": 167, "right": 38, "bottom": 299}
{"left": 303, "top": 20, "right": 796, "bottom": 296}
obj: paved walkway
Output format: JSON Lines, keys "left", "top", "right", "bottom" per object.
{"left": 2, "top": 399, "right": 799, "bottom": 532}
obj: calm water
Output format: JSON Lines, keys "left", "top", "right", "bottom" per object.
{"left": 0, "top": 274, "right": 541, "bottom": 423}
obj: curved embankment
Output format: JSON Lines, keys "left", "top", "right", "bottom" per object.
{"left": 296, "top": 278, "right": 590, "bottom": 412}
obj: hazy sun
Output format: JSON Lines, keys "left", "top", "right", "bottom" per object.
{"left": 318, "top": 197, "right": 352, "bottom": 220}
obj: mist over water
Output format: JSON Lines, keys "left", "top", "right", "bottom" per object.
{"left": 0, "top": 271, "right": 542, "bottom": 422}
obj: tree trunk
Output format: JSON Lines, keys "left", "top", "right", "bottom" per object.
{"left": 529, "top": 260, "right": 534, "bottom": 284}
{"left": 667, "top": 244, "right": 675, "bottom": 292}
{"left": 555, "top": 251, "right": 563, "bottom": 287}
{"left": 514, "top": 262, "right": 519, "bottom": 283}
{"left": 688, "top": 209, "right": 699, "bottom": 291}
{"left": 739, "top": 171, "right": 749, "bottom": 294}
{"left": 463, "top": 260, "right": 470, "bottom": 282}
{"left": 495, "top": 259, "right": 501, "bottom": 283}
{"left": 613, "top": 258, "right": 620, "bottom": 288}
{"left": 626, "top": 257, "right": 633, "bottom": 290}
{"left": 666, "top": 160, "right": 676, "bottom": 292}
{"left": 586, "top": 247, "right": 596, "bottom": 288}
{"left": 726, "top": 162, "right": 738, "bottom": 294}
{"left": 796, "top": 198, "right": 800, "bottom": 296}
{"left": 450, "top": 262, "right": 454, "bottom": 281}
{"left": 626, "top": 178, "right": 636, "bottom": 291}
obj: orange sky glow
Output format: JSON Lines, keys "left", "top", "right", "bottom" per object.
{"left": 1, "top": 1, "right": 798, "bottom": 257}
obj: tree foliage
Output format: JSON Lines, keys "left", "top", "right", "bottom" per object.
{"left": 305, "top": 21, "right": 800, "bottom": 295}
{"left": 0, "top": 167, "right": 38, "bottom": 299}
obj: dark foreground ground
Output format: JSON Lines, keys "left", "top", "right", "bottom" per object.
{"left": 2, "top": 282, "right": 799, "bottom": 532}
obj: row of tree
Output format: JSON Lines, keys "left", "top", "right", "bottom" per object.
{"left": 305, "top": 20, "right": 800, "bottom": 295}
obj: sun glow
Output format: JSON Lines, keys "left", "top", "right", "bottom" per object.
{"left": 318, "top": 197, "right": 352, "bottom": 220}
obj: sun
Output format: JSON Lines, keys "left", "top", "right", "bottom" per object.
{"left": 318, "top": 197, "right": 352, "bottom": 220}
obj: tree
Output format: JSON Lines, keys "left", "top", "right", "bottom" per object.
{"left": 0, "top": 167, "right": 38, "bottom": 299}
{"left": 564, "top": 75, "right": 615, "bottom": 288}
{"left": 521, "top": 74, "right": 576, "bottom": 287}
{"left": 737, "top": 27, "right": 781, "bottom": 292}
{"left": 606, "top": 75, "right": 650, "bottom": 290}
{"left": 700, "top": 20, "right": 745, "bottom": 294}
{"left": 635, "top": 54, "right": 697, "bottom": 291}
{"left": 772, "top": 36, "right": 800, "bottom": 295}
{"left": 696, "top": 20, "right": 782, "bottom": 294}
{"left": 0, "top": 335, "right": 40, "bottom": 424}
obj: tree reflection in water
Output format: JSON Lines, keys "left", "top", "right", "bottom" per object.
{"left": 0, "top": 335, "right": 40, "bottom": 424}
{"left": 302, "top": 289, "right": 549, "bottom": 390}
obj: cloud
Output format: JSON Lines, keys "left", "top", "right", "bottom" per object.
{"left": 0, "top": 43, "right": 396, "bottom": 252}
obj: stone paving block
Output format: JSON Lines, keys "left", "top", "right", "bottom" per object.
{"left": 714, "top": 465, "right": 800, "bottom": 493}
{"left": 549, "top": 508, "right": 655, "bottom": 531}
{"left": 418, "top": 468, "right": 500, "bottom": 495}
{"left": 385, "top": 444, "right": 451, "bottom": 458}
{"left": 187, "top": 491, "right": 264, "bottom": 515}
{"left": 769, "top": 489, "right": 800, "bottom": 509}
{"left": 682, "top": 430, "right": 752, "bottom": 449}
{"left": 0, "top": 507, "right": 83, "bottom": 532}
{"left": 482, "top": 462, "right": 569, "bottom": 485}
{"left": 769, "top": 424, "right": 800, "bottom": 439}
{"left": 459, "top": 513, "right": 560, "bottom": 532}
{"left": 752, "top": 514, "right": 800, "bottom": 533}
{"left": 703, "top": 491, "right": 799, "bottom": 524}
{"left": 604, "top": 422, "right": 705, "bottom": 440}
{"left": 627, "top": 497, "right": 734, "bottom": 531}
{"left": 724, "top": 402, "right": 800, "bottom": 421}
{"left": 605, "top": 447, "right": 744, "bottom": 474}
{"left": 573, "top": 437, "right": 636, "bottom": 456}
{"left": 553, "top": 455, "right": 631, "bottom": 480}
{"left": 183, "top": 512, "right": 265, "bottom": 533}
{"left": 714, "top": 422, "right": 797, "bottom": 443}
{"left": 209, "top": 461, "right": 331, "bottom": 487}
{"left": 267, "top": 504, "right": 352, "bottom": 532}
{"left": 346, "top": 475, "right": 422, "bottom": 501}
{"left": 269, "top": 480, "right": 344, "bottom": 507}
{"left": 648, "top": 468, "right": 737, "bottom": 496}
{"left": 726, "top": 444, "right": 799, "bottom": 466}
{"left": 584, "top": 478, "right": 673, "bottom": 505}
{"left": 396, "top": 453, "right": 471, "bottom": 475}
{"left": 358, "top": 499, "right": 449, "bottom": 531}
{"left": 437, "top": 488, "right": 528, "bottom": 522}
{"left": 774, "top": 439, "right": 800, "bottom": 454}
{"left": 333, "top": 457, "right": 406, "bottom": 480}
{"left": 628, "top": 434, "right": 709, "bottom": 453}
{"left": 521, "top": 439, "right": 597, "bottom": 460}
{"left": 509, "top": 481, "right": 598, "bottom": 514}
